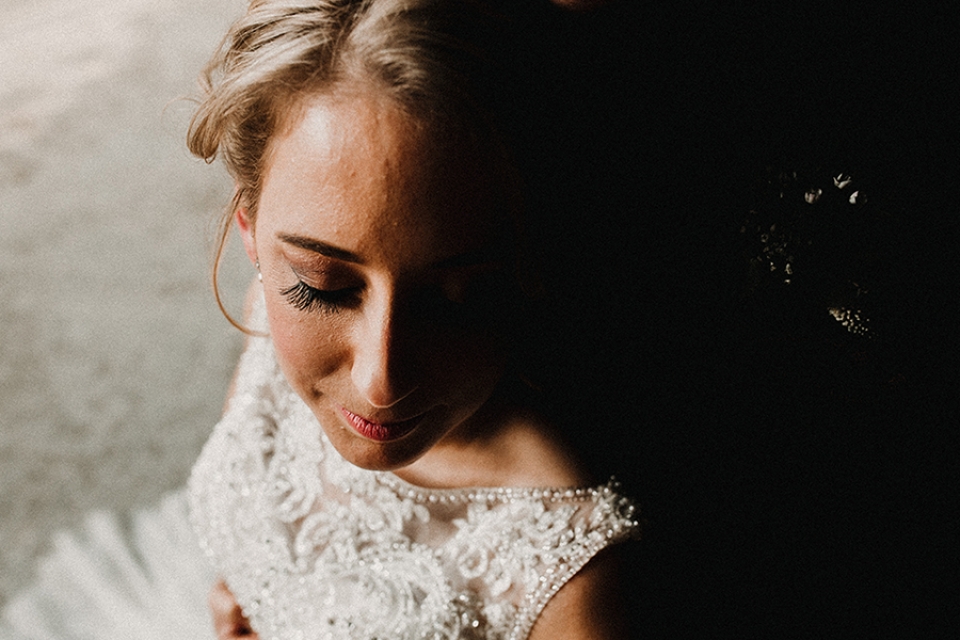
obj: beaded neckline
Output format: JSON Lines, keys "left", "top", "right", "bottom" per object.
{"left": 376, "top": 471, "right": 628, "bottom": 507}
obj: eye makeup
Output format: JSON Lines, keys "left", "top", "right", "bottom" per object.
{"left": 280, "top": 280, "right": 358, "bottom": 313}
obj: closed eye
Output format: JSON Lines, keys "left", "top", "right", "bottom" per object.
{"left": 280, "top": 280, "right": 359, "bottom": 313}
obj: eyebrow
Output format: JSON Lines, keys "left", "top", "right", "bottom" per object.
{"left": 277, "top": 232, "right": 508, "bottom": 270}
{"left": 277, "top": 233, "right": 365, "bottom": 264}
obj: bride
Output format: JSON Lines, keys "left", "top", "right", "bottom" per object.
{"left": 2, "top": 1, "right": 638, "bottom": 638}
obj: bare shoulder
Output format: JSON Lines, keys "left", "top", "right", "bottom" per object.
{"left": 528, "top": 547, "right": 630, "bottom": 640}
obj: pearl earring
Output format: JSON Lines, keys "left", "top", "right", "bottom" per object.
{"left": 255, "top": 260, "right": 262, "bottom": 282}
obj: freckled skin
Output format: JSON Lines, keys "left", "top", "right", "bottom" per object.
{"left": 237, "top": 87, "right": 514, "bottom": 475}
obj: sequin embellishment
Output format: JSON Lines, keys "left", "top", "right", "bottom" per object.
{"left": 188, "top": 300, "right": 640, "bottom": 640}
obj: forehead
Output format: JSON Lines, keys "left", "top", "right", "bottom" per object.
{"left": 258, "top": 88, "right": 513, "bottom": 264}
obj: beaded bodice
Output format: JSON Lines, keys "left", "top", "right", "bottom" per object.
{"left": 188, "top": 302, "right": 640, "bottom": 640}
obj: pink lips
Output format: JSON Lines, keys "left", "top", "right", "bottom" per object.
{"left": 339, "top": 407, "right": 422, "bottom": 442}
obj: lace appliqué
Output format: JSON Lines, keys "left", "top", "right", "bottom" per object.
{"left": 188, "top": 316, "right": 640, "bottom": 640}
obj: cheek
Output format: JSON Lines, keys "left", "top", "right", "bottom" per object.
{"left": 265, "top": 302, "right": 344, "bottom": 395}
{"left": 431, "top": 332, "right": 508, "bottom": 401}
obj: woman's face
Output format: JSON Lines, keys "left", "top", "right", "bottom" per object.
{"left": 238, "top": 88, "right": 516, "bottom": 471}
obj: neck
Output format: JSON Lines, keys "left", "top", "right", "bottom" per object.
{"left": 390, "top": 393, "right": 590, "bottom": 490}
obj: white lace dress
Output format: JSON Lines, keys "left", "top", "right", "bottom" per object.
{"left": 188, "top": 312, "right": 640, "bottom": 640}
{"left": 0, "top": 307, "right": 639, "bottom": 640}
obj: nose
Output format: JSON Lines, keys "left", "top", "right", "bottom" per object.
{"left": 350, "top": 292, "right": 418, "bottom": 409}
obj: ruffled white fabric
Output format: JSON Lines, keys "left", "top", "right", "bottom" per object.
{"left": 0, "top": 491, "right": 215, "bottom": 640}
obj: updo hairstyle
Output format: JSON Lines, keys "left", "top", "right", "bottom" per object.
{"left": 188, "top": 0, "right": 536, "bottom": 327}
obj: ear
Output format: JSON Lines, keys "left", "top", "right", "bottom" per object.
{"left": 235, "top": 207, "right": 258, "bottom": 266}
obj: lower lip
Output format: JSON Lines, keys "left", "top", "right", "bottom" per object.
{"left": 339, "top": 408, "right": 422, "bottom": 442}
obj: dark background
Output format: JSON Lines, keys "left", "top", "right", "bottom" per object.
{"left": 526, "top": 2, "right": 956, "bottom": 637}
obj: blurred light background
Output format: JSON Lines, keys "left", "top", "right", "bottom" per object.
{"left": 0, "top": 0, "right": 250, "bottom": 605}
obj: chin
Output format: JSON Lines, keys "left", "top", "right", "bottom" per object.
{"left": 336, "top": 437, "right": 428, "bottom": 472}
{"left": 320, "top": 419, "right": 435, "bottom": 472}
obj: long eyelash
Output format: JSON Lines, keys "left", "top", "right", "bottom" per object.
{"left": 280, "top": 281, "right": 352, "bottom": 313}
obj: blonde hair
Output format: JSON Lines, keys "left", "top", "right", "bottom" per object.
{"left": 187, "top": 0, "right": 518, "bottom": 330}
